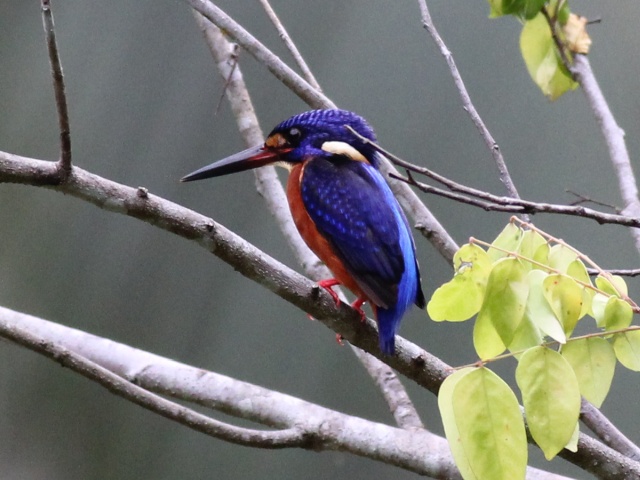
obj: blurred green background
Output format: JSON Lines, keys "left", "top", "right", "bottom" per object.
{"left": 1, "top": 1, "right": 639, "bottom": 478}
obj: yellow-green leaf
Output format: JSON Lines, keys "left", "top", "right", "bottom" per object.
{"left": 517, "top": 230, "right": 547, "bottom": 270}
{"left": 439, "top": 367, "right": 480, "bottom": 480}
{"left": 487, "top": 223, "right": 523, "bottom": 262}
{"left": 561, "top": 338, "right": 616, "bottom": 407}
{"left": 477, "top": 258, "right": 528, "bottom": 348}
{"left": 451, "top": 368, "right": 527, "bottom": 480}
{"left": 590, "top": 293, "right": 609, "bottom": 328}
{"left": 596, "top": 275, "right": 628, "bottom": 298}
{"left": 542, "top": 275, "right": 584, "bottom": 336}
{"left": 428, "top": 244, "right": 491, "bottom": 322}
{"left": 509, "top": 314, "right": 544, "bottom": 354}
{"left": 516, "top": 346, "right": 581, "bottom": 460}
{"left": 524, "top": 270, "right": 566, "bottom": 344}
{"left": 474, "top": 311, "right": 506, "bottom": 360}
{"left": 520, "top": 13, "right": 578, "bottom": 100}
{"left": 603, "top": 297, "right": 633, "bottom": 331}
{"left": 567, "top": 259, "right": 593, "bottom": 318}
{"left": 613, "top": 331, "right": 640, "bottom": 371}
{"left": 547, "top": 245, "right": 578, "bottom": 273}
{"left": 565, "top": 423, "right": 579, "bottom": 453}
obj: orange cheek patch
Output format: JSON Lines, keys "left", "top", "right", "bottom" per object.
{"left": 265, "top": 133, "right": 288, "bottom": 149}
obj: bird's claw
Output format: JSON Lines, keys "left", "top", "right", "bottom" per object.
{"left": 352, "top": 297, "right": 367, "bottom": 322}
{"left": 317, "top": 278, "right": 341, "bottom": 307}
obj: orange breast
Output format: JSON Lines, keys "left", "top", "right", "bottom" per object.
{"left": 287, "top": 163, "right": 366, "bottom": 299}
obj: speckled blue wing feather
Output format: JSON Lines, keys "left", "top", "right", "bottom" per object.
{"left": 301, "top": 156, "right": 407, "bottom": 308}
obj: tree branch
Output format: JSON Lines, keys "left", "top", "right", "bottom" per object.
{"left": 0, "top": 305, "right": 581, "bottom": 479}
{"left": 0, "top": 306, "right": 306, "bottom": 449}
{"left": 416, "top": 0, "right": 523, "bottom": 208}
{"left": 581, "top": 399, "right": 640, "bottom": 462}
{"left": 0, "top": 150, "right": 450, "bottom": 394}
{"left": 346, "top": 125, "right": 640, "bottom": 230}
{"left": 40, "top": 0, "right": 71, "bottom": 176}
{"left": 0, "top": 306, "right": 460, "bottom": 478}
{"left": 257, "top": 0, "right": 322, "bottom": 91}
{"left": 571, "top": 54, "right": 640, "bottom": 251}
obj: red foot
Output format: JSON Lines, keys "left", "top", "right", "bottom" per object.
{"left": 317, "top": 278, "right": 341, "bottom": 306}
{"left": 335, "top": 333, "right": 344, "bottom": 346}
{"left": 351, "top": 297, "right": 367, "bottom": 322}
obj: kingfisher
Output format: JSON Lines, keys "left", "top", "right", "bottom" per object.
{"left": 182, "top": 109, "right": 425, "bottom": 355}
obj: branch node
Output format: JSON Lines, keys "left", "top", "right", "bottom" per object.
{"left": 137, "top": 186, "right": 149, "bottom": 199}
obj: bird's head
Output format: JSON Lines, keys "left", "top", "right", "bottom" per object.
{"left": 181, "top": 109, "right": 379, "bottom": 182}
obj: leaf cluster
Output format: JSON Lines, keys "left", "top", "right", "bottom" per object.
{"left": 487, "top": 0, "right": 592, "bottom": 100}
{"left": 429, "top": 220, "right": 640, "bottom": 478}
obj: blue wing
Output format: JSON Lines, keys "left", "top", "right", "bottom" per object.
{"left": 300, "top": 156, "right": 410, "bottom": 308}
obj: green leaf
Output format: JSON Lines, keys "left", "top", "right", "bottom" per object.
{"left": 500, "top": 0, "right": 526, "bottom": 16}
{"left": 547, "top": 245, "right": 577, "bottom": 273}
{"left": 566, "top": 259, "right": 591, "bottom": 285}
{"left": 444, "top": 368, "right": 527, "bottom": 480}
{"left": 487, "top": 0, "right": 505, "bottom": 18}
{"left": 590, "top": 293, "right": 609, "bottom": 328}
{"left": 523, "top": 0, "right": 546, "bottom": 20}
{"left": 603, "top": 297, "right": 633, "bottom": 331}
{"left": 520, "top": 13, "right": 578, "bottom": 100}
{"left": 561, "top": 338, "right": 616, "bottom": 407}
{"left": 474, "top": 311, "right": 507, "bottom": 360}
{"left": 516, "top": 346, "right": 581, "bottom": 460}
{"left": 565, "top": 422, "right": 580, "bottom": 453}
{"left": 439, "top": 368, "right": 480, "bottom": 480}
{"left": 613, "top": 331, "right": 640, "bottom": 371}
{"left": 509, "top": 313, "right": 544, "bottom": 354}
{"left": 487, "top": 223, "right": 523, "bottom": 262}
{"left": 517, "top": 230, "right": 547, "bottom": 270}
{"left": 566, "top": 259, "right": 593, "bottom": 318}
{"left": 428, "top": 244, "right": 491, "bottom": 322}
{"left": 524, "top": 270, "right": 566, "bottom": 344}
{"left": 477, "top": 258, "right": 528, "bottom": 349}
{"left": 542, "top": 274, "right": 584, "bottom": 336}
{"left": 596, "top": 275, "right": 628, "bottom": 297}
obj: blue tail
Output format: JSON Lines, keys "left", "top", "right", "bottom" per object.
{"left": 375, "top": 263, "right": 423, "bottom": 355}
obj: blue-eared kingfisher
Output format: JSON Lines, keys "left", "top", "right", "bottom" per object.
{"left": 182, "top": 109, "right": 425, "bottom": 355}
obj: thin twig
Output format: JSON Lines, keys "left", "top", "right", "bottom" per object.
{"left": 41, "top": 0, "right": 71, "bottom": 176}
{"left": 257, "top": 0, "right": 322, "bottom": 91}
{"left": 187, "top": 0, "right": 330, "bottom": 109}
{"left": 396, "top": 170, "right": 640, "bottom": 228}
{"left": 566, "top": 189, "right": 620, "bottom": 212}
{"left": 214, "top": 43, "right": 240, "bottom": 114}
{"left": 540, "top": 6, "right": 575, "bottom": 78}
{"left": 346, "top": 125, "right": 640, "bottom": 229}
{"left": 587, "top": 268, "right": 640, "bottom": 277}
{"left": 416, "top": 0, "right": 524, "bottom": 212}
{"left": 194, "top": 12, "right": 425, "bottom": 430}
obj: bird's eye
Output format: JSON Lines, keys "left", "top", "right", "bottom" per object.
{"left": 288, "top": 127, "right": 302, "bottom": 143}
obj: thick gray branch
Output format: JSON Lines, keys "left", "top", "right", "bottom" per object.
{"left": 0, "top": 306, "right": 459, "bottom": 478}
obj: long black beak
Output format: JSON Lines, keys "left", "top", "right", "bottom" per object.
{"left": 181, "top": 145, "right": 286, "bottom": 182}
